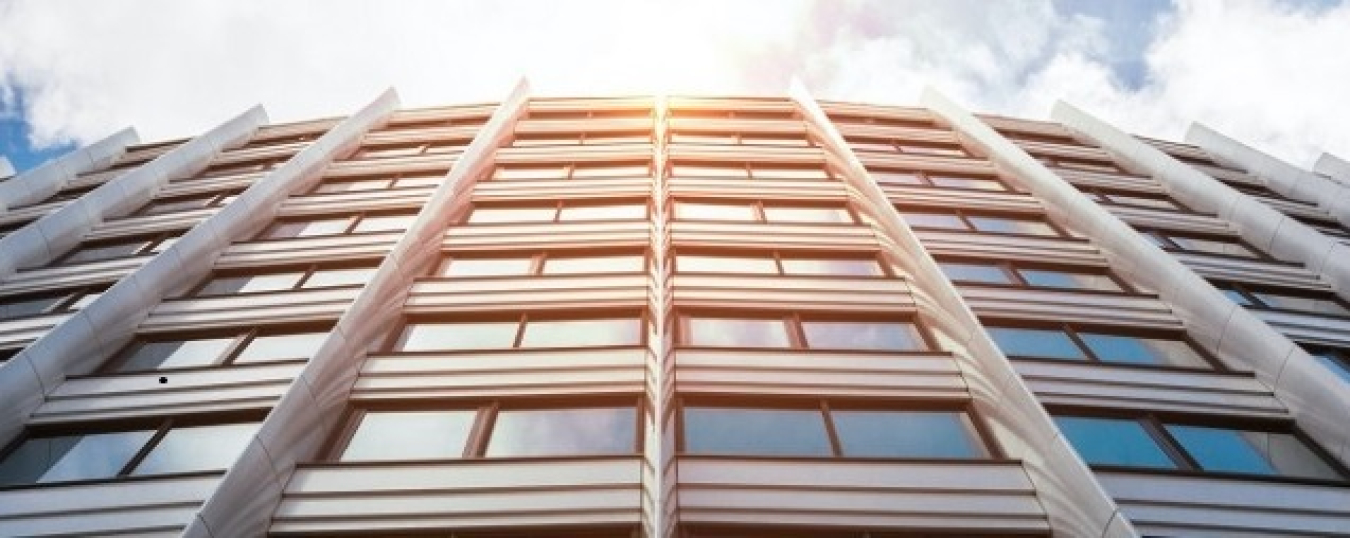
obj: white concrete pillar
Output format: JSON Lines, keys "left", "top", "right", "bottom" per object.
{"left": 182, "top": 80, "right": 530, "bottom": 538}
{"left": 1315, "top": 152, "right": 1350, "bottom": 184}
{"left": 0, "top": 156, "right": 13, "bottom": 179}
{"left": 0, "top": 127, "right": 139, "bottom": 213}
{"left": 792, "top": 81, "right": 1137, "bottom": 538}
{"left": 0, "top": 110, "right": 262, "bottom": 279}
{"left": 1188, "top": 123, "right": 1350, "bottom": 230}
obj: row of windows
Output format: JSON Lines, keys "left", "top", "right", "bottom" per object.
{"left": 49, "top": 232, "right": 178, "bottom": 266}
{"left": 0, "top": 286, "right": 103, "bottom": 322}
{"left": 1219, "top": 282, "right": 1350, "bottom": 318}
{"left": 310, "top": 173, "right": 446, "bottom": 194}
{"left": 348, "top": 140, "right": 465, "bottom": 161}
{"left": 848, "top": 138, "right": 970, "bottom": 158}
{"left": 105, "top": 327, "right": 329, "bottom": 372}
{"left": 871, "top": 169, "right": 1012, "bottom": 192}
{"left": 133, "top": 189, "right": 240, "bottom": 217}
{"left": 939, "top": 260, "right": 1127, "bottom": 292}
{"left": 668, "top": 131, "right": 813, "bottom": 148}
{"left": 510, "top": 131, "right": 652, "bottom": 147}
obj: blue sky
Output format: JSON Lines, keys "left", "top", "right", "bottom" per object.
{"left": 2, "top": 0, "right": 1348, "bottom": 173}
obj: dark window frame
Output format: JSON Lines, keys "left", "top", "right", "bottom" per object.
{"left": 1217, "top": 282, "right": 1350, "bottom": 319}
{"left": 185, "top": 261, "right": 380, "bottom": 297}
{"left": 94, "top": 322, "right": 333, "bottom": 374}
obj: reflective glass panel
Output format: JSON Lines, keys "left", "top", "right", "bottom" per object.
{"left": 392, "top": 175, "right": 443, "bottom": 188}
{"left": 685, "top": 317, "right": 791, "bottom": 348}
{"left": 872, "top": 171, "right": 923, "bottom": 185}
{"left": 0, "top": 430, "right": 154, "bottom": 485}
{"left": 683, "top": 407, "right": 832, "bottom": 456}
{"left": 352, "top": 215, "right": 414, "bottom": 233}
{"left": 467, "top": 207, "right": 557, "bottom": 224}
{"left": 340, "top": 410, "right": 476, "bottom": 461}
{"left": 1056, "top": 416, "right": 1176, "bottom": 468}
{"left": 541, "top": 255, "right": 644, "bottom": 274}
{"left": 302, "top": 267, "right": 377, "bottom": 288}
{"left": 1166, "top": 425, "right": 1341, "bottom": 479}
{"left": 1168, "top": 235, "right": 1259, "bottom": 258}
{"left": 486, "top": 407, "right": 636, "bottom": 457}
{"left": 1078, "top": 333, "right": 1208, "bottom": 368}
{"left": 0, "top": 293, "right": 65, "bottom": 320}
{"left": 968, "top": 216, "right": 1057, "bottom": 236}
{"left": 902, "top": 212, "right": 967, "bottom": 230}
{"left": 940, "top": 262, "right": 1014, "bottom": 284}
{"left": 674, "top": 202, "right": 756, "bottom": 221}
{"left": 1018, "top": 269, "right": 1122, "bottom": 292}
{"left": 1250, "top": 291, "right": 1350, "bottom": 317}
{"left": 833, "top": 411, "right": 985, "bottom": 458}
{"left": 519, "top": 318, "right": 642, "bottom": 347}
{"left": 119, "top": 338, "right": 236, "bottom": 371}
{"left": 399, "top": 321, "right": 519, "bottom": 351}
{"left": 928, "top": 175, "right": 1006, "bottom": 191}
{"left": 557, "top": 204, "right": 646, "bottom": 221}
{"left": 800, "top": 320, "right": 926, "bottom": 351}
{"left": 131, "top": 422, "right": 259, "bottom": 475}
{"left": 762, "top": 206, "right": 852, "bottom": 224}
{"left": 265, "top": 218, "right": 352, "bottom": 239}
{"left": 987, "top": 327, "right": 1085, "bottom": 360}
{"left": 234, "top": 332, "right": 329, "bottom": 363}
{"left": 677, "top": 254, "right": 778, "bottom": 274}
{"left": 197, "top": 272, "right": 304, "bottom": 295}
{"left": 62, "top": 241, "right": 148, "bottom": 264}
{"left": 780, "top": 257, "right": 884, "bottom": 277}
{"left": 439, "top": 257, "right": 534, "bottom": 277}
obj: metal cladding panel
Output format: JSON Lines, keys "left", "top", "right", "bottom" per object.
{"left": 858, "top": 153, "right": 1000, "bottom": 176}
{"left": 885, "top": 186, "right": 1045, "bottom": 214}
{"left": 957, "top": 286, "right": 1181, "bottom": 329}
{"left": 0, "top": 313, "right": 69, "bottom": 351}
{"left": 1252, "top": 309, "right": 1350, "bottom": 348}
{"left": 363, "top": 125, "right": 482, "bottom": 144}
{"left": 1100, "top": 472, "right": 1350, "bottom": 537}
{"left": 213, "top": 233, "right": 399, "bottom": 269}
{"left": 353, "top": 348, "right": 647, "bottom": 400}
{"left": 1014, "top": 139, "right": 1116, "bottom": 161}
{"left": 474, "top": 177, "right": 655, "bottom": 203}
{"left": 0, "top": 257, "right": 147, "bottom": 296}
{"left": 140, "top": 288, "right": 359, "bottom": 333}
{"left": 834, "top": 123, "right": 958, "bottom": 143}
{"left": 977, "top": 114, "right": 1075, "bottom": 138}
{"left": 674, "top": 349, "right": 967, "bottom": 399}
{"left": 0, "top": 202, "right": 65, "bottom": 225}
{"left": 676, "top": 458, "right": 1048, "bottom": 532}
{"left": 86, "top": 210, "right": 214, "bottom": 241}
{"left": 667, "top": 117, "right": 806, "bottom": 135}
{"left": 1171, "top": 252, "right": 1330, "bottom": 290}
{"left": 321, "top": 154, "right": 456, "bottom": 178}
{"left": 0, "top": 473, "right": 222, "bottom": 537}
{"left": 270, "top": 458, "right": 644, "bottom": 535}
{"left": 1013, "top": 361, "right": 1285, "bottom": 418}
{"left": 158, "top": 173, "right": 262, "bottom": 197}
{"left": 671, "top": 274, "right": 917, "bottom": 313}
{"left": 211, "top": 141, "right": 309, "bottom": 166}
{"left": 280, "top": 188, "right": 434, "bottom": 216}
{"left": 915, "top": 231, "right": 1106, "bottom": 266}
{"left": 1051, "top": 168, "right": 1168, "bottom": 195}
{"left": 1105, "top": 206, "right": 1234, "bottom": 236}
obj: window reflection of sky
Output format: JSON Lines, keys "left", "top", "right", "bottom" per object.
{"left": 486, "top": 407, "right": 635, "bottom": 457}
{"left": 131, "top": 422, "right": 258, "bottom": 475}
{"left": 800, "top": 321, "right": 924, "bottom": 351}
{"left": 687, "top": 317, "right": 790, "bottom": 348}
{"left": 685, "top": 407, "right": 831, "bottom": 456}
{"left": 342, "top": 411, "right": 475, "bottom": 461}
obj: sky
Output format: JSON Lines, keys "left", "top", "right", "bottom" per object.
{"left": 0, "top": 0, "right": 1347, "bottom": 174}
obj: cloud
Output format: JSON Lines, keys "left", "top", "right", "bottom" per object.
{"left": 0, "top": 0, "right": 1347, "bottom": 167}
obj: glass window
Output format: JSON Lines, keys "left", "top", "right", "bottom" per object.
{"left": 683, "top": 407, "right": 832, "bottom": 456}
{"left": 495, "top": 165, "right": 569, "bottom": 180}
{"left": 314, "top": 178, "right": 391, "bottom": 193}
{"left": 833, "top": 411, "right": 984, "bottom": 458}
{"left": 557, "top": 204, "right": 646, "bottom": 221}
{"left": 439, "top": 257, "right": 534, "bottom": 277}
{"left": 233, "top": 332, "right": 328, "bottom": 363}
{"left": 467, "top": 207, "right": 556, "bottom": 224}
{"left": 302, "top": 267, "right": 377, "bottom": 288}
{"left": 902, "top": 212, "right": 967, "bottom": 230}
{"left": 392, "top": 175, "right": 443, "bottom": 188}
{"left": 780, "top": 257, "right": 884, "bottom": 277}
{"left": 968, "top": 216, "right": 1057, "bottom": 236}
{"left": 141, "top": 196, "right": 209, "bottom": 215}
{"left": 987, "top": 327, "right": 1086, "bottom": 360}
{"left": 399, "top": 321, "right": 519, "bottom": 351}
{"left": 519, "top": 318, "right": 642, "bottom": 348}
{"left": 486, "top": 407, "right": 636, "bottom": 457}
{"left": 541, "top": 254, "right": 644, "bottom": 274}
{"left": 677, "top": 254, "right": 778, "bottom": 274}
{"left": 1165, "top": 425, "right": 1341, "bottom": 480}
{"left": 129, "top": 422, "right": 258, "bottom": 476}
{"left": 1056, "top": 416, "right": 1176, "bottom": 469}
{"left": 671, "top": 164, "right": 748, "bottom": 178}
{"left": 0, "top": 293, "right": 66, "bottom": 320}
{"left": 751, "top": 166, "right": 829, "bottom": 180}
{"left": 197, "top": 272, "right": 304, "bottom": 295}
{"left": 1167, "top": 235, "right": 1259, "bottom": 258}
{"left": 572, "top": 163, "right": 650, "bottom": 179}
{"left": 118, "top": 338, "right": 236, "bottom": 371}
{"left": 684, "top": 317, "right": 791, "bottom": 348}
{"left": 352, "top": 214, "right": 414, "bottom": 233}
{"left": 0, "top": 430, "right": 155, "bottom": 485}
{"left": 940, "top": 262, "right": 1014, "bottom": 285}
{"left": 1077, "top": 333, "right": 1208, "bottom": 368}
{"left": 674, "top": 202, "right": 755, "bottom": 221}
{"left": 1312, "top": 350, "right": 1350, "bottom": 384}
{"left": 762, "top": 206, "right": 852, "bottom": 224}
{"left": 265, "top": 218, "right": 352, "bottom": 239}
{"left": 873, "top": 171, "right": 923, "bottom": 185}
{"left": 61, "top": 240, "right": 149, "bottom": 264}
{"left": 1018, "top": 269, "right": 1122, "bottom": 292}
{"left": 340, "top": 410, "right": 476, "bottom": 461}
{"left": 800, "top": 320, "right": 926, "bottom": 351}
{"left": 928, "top": 175, "right": 1006, "bottom": 191}
{"left": 1250, "top": 291, "right": 1350, "bottom": 317}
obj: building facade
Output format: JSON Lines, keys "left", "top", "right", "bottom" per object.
{"left": 0, "top": 82, "right": 1348, "bottom": 537}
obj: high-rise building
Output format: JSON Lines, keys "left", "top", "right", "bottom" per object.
{"left": 0, "top": 81, "right": 1348, "bottom": 537}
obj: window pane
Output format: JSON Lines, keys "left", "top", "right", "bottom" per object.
{"left": 1221, "top": 287, "right": 1255, "bottom": 306}
{"left": 800, "top": 320, "right": 926, "bottom": 351}
{"left": 968, "top": 216, "right": 1057, "bottom": 235}
{"left": 266, "top": 218, "right": 352, "bottom": 239}
{"left": 302, "top": 267, "right": 377, "bottom": 288}
{"left": 542, "top": 255, "right": 644, "bottom": 274}
{"left": 671, "top": 164, "right": 748, "bottom": 178}
{"left": 557, "top": 204, "right": 645, "bottom": 221}
{"left": 780, "top": 257, "right": 884, "bottom": 277}
{"left": 685, "top": 317, "right": 791, "bottom": 348}
{"left": 352, "top": 214, "right": 414, "bottom": 233}
{"left": 1018, "top": 269, "right": 1122, "bottom": 292}
{"left": 486, "top": 407, "right": 636, "bottom": 457}
{"left": 928, "top": 175, "right": 1005, "bottom": 191}
{"left": 677, "top": 254, "right": 778, "bottom": 274}
{"left": 683, "top": 407, "right": 832, "bottom": 456}
{"left": 519, "top": 318, "right": 642, "bottom": 347}
{"left": 0, "top": 431, "right": 154, "bottom": 485}
{"left": 1078, "top": 333, "right": 1208, "bottom": 368}
{"left": 234, "top": 332, "right": 329, "bottom": 363}
{"left": 399, "top": 321, "right": 519, "bottom": 351}
{"left": 467, "top": 207, "right": 556, "bottom": 224}
{"left": 1250, "top": 291, "right": 1350, "bottom": 317}
{"left": 1056, "top": 416, "right": 1176, "bottom": 469}
{"left": 987, "top": 327, "right": 1085, "bottom": 360}
{"left": 674, "top": 201, "right": 756, "bottom": 221}
{"left": 142, "top": 196, "right": 208, "bottom": 215}
{"left": 572, "top": 164, "right": 650, "bottom": 178}
{"left": 872, "top": 171, "right": 923, "bottom": 185}
{"left": 197, "top": 272, "right": 304, "bottom": 295}
{"left": 750, "top": 166, "right": 828, "bottom": 179}
{"left": 762, "top": 206, "right": 852, "bottom": 224}
{"left": 131, "top": 422, "right": 259, "bottom": 476}
{"left": 340, "top": 410, "right": 476, "bottom": 461}
{"left": 1168, "top": 236, "right": 1259, "bottom": 258}
{"left": 902, "top": 212, "right": 967, "bottom": 230}
{"left": 940, "top": 262, "right": 1014, "bottom": 284}
{"left": 119, "top": 338, "right": 236, "bottom": 371}
{"left": 314, "top": 178, "right": 390, "bottom": 193}
{"left": 440, "top": 257, "right": 534, "bottom": 277}
{"left": 833, "top": 411, "right": 984, "bottom": 458}
{"left": 392, "top": 175, "right": 443, "bottom": 188}
{"left": 63, "top": 241, "right": 148, "bottom": 264}
{"left": 1165, "top": 425, "right": 1342, "bottom": 479}
{"left": 0, "top": 294, "right": 65, "bottom": 320}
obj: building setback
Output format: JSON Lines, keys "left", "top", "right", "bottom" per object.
{"left": 0, "top": 82, "right": 1348, "bottom": 537}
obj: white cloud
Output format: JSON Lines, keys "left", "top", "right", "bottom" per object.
{"left": 1, "top": 0, "right": 1347, "bottom": 167}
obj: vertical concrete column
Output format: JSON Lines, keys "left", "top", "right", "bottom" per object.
{"left": 1057, "top": 105, "right": 1350, "bottom": 301}
{"left": 935, "top": 95, "right": 1350, "bottom": 471}
{"left": 0, "top": 110, "right": 263, "bottom": 279}
{"left": 791, "top": 81, "right": 1137, "bottom": 538}
{"left": 0, "top": 156, "right": 14, "bottom": 179}
{"left": 647, "top": 95, "right": 675, "bottom": 538}
{"left": 0, "top": 91, "right": 391, "bottom": 448}
{"left": 0, "top": 127, "right": 139, "bottom": 213}
{"left": 183, "top": 80, "right": 531, "bottom": 538}
{"left": 1314, "top": 152, "right": 1350, "bottom": 185}
{"left": 1188, "top": 123, "right": 1350, "bottom": 230}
